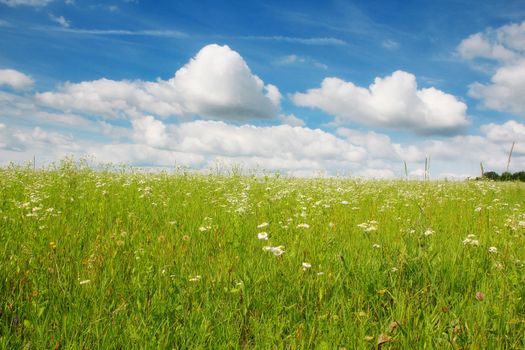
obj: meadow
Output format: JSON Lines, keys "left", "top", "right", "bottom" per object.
{"left": 1, "top": 159, "right": 525, "bottom": 349}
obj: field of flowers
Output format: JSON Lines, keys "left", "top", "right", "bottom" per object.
{"left": 1, "top": 160, "right": 525, "bottom": 349}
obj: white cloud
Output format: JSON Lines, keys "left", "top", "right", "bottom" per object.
{"left": 36, "top": 44, "right": 280, "bottom": 121}
{"left": 457, "top": 21, "right": 525, "bottom": 62}
{"left": 0, "top": 0, "right": 52, "bottom": 6}
{"left": 131, "top": 115, "right": 168, "bottom": 148}
{"left": 457, "top": 33, "right": 517, "bottom": 62}
{"left": 2, "top": 116, "right": 525, "bottom": 177}
{"left": 480, "top": 120, "right": 525, "bottom": 142}
{"left": 278, "top": 113, "right": 305, "bottom": 127}
{"left": 0, "top": 69, "right": 34, "bottom": 91}
{"left": 169, "top": 44, "right": 280, "bottom": 119}
{"left": 336, "top": 128, "right": 423, "bottom": 162}
{"left": 1, "top": 119, "right": 368, "bottom": 173}
{"left": 49, "top": 14, "right": 70, "bottom": 28}
{"left": 292, "top": 70, "right": 469, "bottom": 135}
{"left": 459, "top": 21, "right": 525, "bottom": 117}
{"left": 468, "top": 59, "right": 525, "bottom": 115}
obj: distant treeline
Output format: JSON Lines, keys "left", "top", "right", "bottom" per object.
{"left": 481, "top": 171, "right": 525, "bottom": 182}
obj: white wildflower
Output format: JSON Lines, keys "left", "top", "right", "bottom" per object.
{"left": 257, "top": 222, "right": 269, "bottom": 229}
{"left": 263, "top": 245, "right": 285, "bottom": 256}
{"left": 297, "top": 223, "right": 310, "bottom": 229}
{"left": 463, "top": 237, "right": 480, "bottom": 246}
{"left": 424, "top": 228, "right": 434, "bottom": 236}
{"left": 372, "top": 243, "right": 381, "bottom": 249}
{"left": 302, "top": 262, "right": 312, "bottom": 270}
{"left": 257, "top": 232, "right": 269, "bottom": 240}
{"left": 488, "top": 246, "right": 498, "bottom": 254}
{"left": 189, "top": 275, "right": 201, "bottom": 282}
{"left": 79, "top": 279, "right": 91, "bottom": 285}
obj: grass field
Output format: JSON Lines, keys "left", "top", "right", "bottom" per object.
{"left": 1, "top": 159, "right": 525, "bottom": 349}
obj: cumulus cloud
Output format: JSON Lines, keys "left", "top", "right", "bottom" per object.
{"left": 480, "top": 120, "right": 525, "bottom": 142}
{"left": 292, "top": 70, "right": 469, "bottom": 135}
{"left": 148, "top": 119, "right": 366, "bottom": 162}
{"left": 336, "top": 128, "right": 423, "bottom": 162}
{"left": 0, "top": 119, "right": 368, "bottom": 174}
{"left": 2, "top": 116, "right": 525, "bottom": 177}
{"left": 131, "top": 115, "right": 168, "bottom": 148}
{"left": 468, "top": 59, "right": 525, "bottom": 115}
{"left": 459, "top": 21, "right": 525, "bottom": 117}
{"left": 0, "top": 69, "right": 34, "bottom": 91}
{"left": 0, "top": 0, "right": 52, "bottom": 6}
{"left": 36, "top": 44, "right": 280, "bottom": 121}
{"left": 457, "top": 21, "right": 525, "bottom": 62}
{"left": 457, "top": 33, "right": 517, "bottom": 62}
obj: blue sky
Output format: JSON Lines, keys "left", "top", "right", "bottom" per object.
{"left": 1, "top": 0, "right": 525, "bottom": 177}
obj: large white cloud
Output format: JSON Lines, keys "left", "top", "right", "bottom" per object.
{"left": 292, "top": 70, "right": 469, "bottom": 135}
{"left": 131, "top": 118, "right": 366, "bottom": 162}
{"left": 0, "top": 69, "right": 34, "bottom": 91}
{"left": 2, "top": 117, "right": 525, "bottom": 177}
{"left": 36, "top": 44, "right": 280, "bottom": 121}
{"left": 459, "top": 21, "right": 525, "bottom": 117}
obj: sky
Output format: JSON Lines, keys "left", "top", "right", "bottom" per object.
{"left": 1, "top": 0, "right": 525, "bottom": 178}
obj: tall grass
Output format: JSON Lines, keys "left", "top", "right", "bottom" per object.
{"left": 1, "top": 159, "right": 525, "bottom": 348}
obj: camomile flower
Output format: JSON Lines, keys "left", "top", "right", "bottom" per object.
{"left": 424, "top": 228, "right": 434, "bottom": 236}
{"left": 189, "top": 275, "right": 201, "bottom": 282}
{"left": 302, "top": 262, "right": 312, "bottom": 270}
{"left": 257, "top": 222, "right": 269, "bottom": 229}
{"left": 257, "top": 232, "right": 269, "bottom": 240}
{"left": 263, "top": 246, "right": 285, "bottom": 256}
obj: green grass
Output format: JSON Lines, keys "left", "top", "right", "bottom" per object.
{"left": 1, "top": 159, "right": 525, "bottom": 349}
